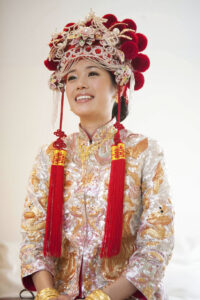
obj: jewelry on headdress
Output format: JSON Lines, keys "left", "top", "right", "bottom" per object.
{"left": 44, "top": 9, "right": 150, "bottom": 95}
{"left": 43, "top": 10, "right": 150, "bottom": 258}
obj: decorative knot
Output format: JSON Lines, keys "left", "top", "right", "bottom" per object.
{"left": 114, "top": 122, "right": 124, "bottom": 131}
{"left": 53, "top": 137, "right": 66, "bottom": 149}
{"left": 54, "top": 129, "right": 67, "bottom": 138}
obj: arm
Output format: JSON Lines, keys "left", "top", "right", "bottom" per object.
{"left": 85, "top": 139, "right": 174, "bottom": 300}
{"left": 102, "top": 276, "right": 137, "bottom": 300}
{"left": 19, "top": 145, "right": 57, "bottom": 291}
{"left": 32, "top": 270, "right": 54, "bottom": 291}
{"left": 86, "top": 138, "right": 174, "bottom": 300}
{"left": 121, "top": 138, "right": 175, "bottom": 299}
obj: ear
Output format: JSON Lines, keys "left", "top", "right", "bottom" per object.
{"left": 111, "top": 90, "right": 117, "bottom": 105}
{"left": 112, "top": 84, "right": 118, "bottom": 100}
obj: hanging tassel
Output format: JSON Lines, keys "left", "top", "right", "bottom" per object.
{"left": 44, "top": 89, "right": 67, "bottom": 257}
{"left": 100, "top": 86, "right": 126, "bottom": 258}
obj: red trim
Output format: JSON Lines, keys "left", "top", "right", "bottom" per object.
{"left": 133, "top": 289, "right": 147, "bottom": 299}
{"left": 22, "top": 275, "right": 36, "bottom": 291}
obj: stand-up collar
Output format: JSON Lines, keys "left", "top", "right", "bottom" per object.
{"left": 79, "top": 118, "right": 117, "bottom": 143}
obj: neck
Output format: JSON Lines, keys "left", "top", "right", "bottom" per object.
{"left": 80, "top": 117, "right": 113, "bottom": 139}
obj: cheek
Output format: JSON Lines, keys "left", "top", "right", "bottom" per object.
{"left": 65, "top": 85, "right": 73, "bottom": 102}
{"left": 95, "top": 79, "right": 113, "bottom": 98}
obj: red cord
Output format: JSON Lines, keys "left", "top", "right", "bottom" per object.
{"left": 59, "top": 89, "right": 65, "bottom": 131}
{"left": 117, "top": 86, "right": 121, "bottom": 123}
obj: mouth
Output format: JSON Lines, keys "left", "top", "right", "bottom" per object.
{"left": 75, "top": 95, "right": 94, "bottom": 103}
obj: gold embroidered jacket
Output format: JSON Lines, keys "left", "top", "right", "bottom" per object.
{"left": 20, "top": 119, "right": 175, "bottom": 300}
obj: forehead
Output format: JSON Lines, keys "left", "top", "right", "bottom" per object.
{"left": 67, "top": 58, "right": 104, "bottom": 73}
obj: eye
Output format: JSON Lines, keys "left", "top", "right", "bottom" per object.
{"left": 88, "top": 71, "right": 99, "bottom": 77}
{"left": 67, "top": 75, "right": 76, "bottom": 81}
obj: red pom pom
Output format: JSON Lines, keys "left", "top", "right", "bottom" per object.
{"left": 63, "top": 22, "right": 75, "bottom": 32}
{"left": 49, "top": 39, "right": 53, "bottom": 48}
{"left": 120, "top": 31, "right": 138, "bottom": 44}
{"left": 110, "top": 22, "right": 126, "bottom": 31}
{"left": 132, "top": 54, "right": 150, "bottom": 72}
{"left": 44, "top": 59, "right": 58, "bottom": 71}
{"left": 136, "top": 33, "right": 148, "bottom": 51}
{"left": 103, "top": 14, "right": 118, "bottom": 28}
{"left": 122, "top": 18, "right": 137, "bottom": 31}
{"left": 120, "top": 41, "right": 138, "bottom": 60}
{"left": 134, "top": 72, "right": 144, "bottom": 90}
{"left": 85, "top": 20, "right": 92, "bottom": 26}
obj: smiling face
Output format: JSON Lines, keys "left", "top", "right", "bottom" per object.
{"left": 65, "top": 59, "right": 117, "bottom": 125}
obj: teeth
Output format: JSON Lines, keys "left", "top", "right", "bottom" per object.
{"left": 76, "top": 95, "right": 93, "bottom": 101}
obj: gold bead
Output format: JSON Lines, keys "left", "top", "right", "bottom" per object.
{"left": 85, "top": 289, "right": 111, "bottom": 300}
{"left": 36, "top": 288, "right": 59, "bottom": 300}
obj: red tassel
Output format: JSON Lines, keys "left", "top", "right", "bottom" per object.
{"left": 44, "top": 89, "right": 67, "bottom": 257}
{"left": 100, "top": 86, "right": 126, "bottom": 258}
{"left": 44, "top": 151, "right": 66, "bottom": 257}
{"left": 100, "top": 143, "right": 125, "bottom": 258}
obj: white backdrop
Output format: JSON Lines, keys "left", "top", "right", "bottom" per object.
{"left": 0, "top": 0, "right": 200, "bottom": 298}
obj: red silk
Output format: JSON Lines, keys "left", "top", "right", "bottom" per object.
{"left": 44, "top": 164, "right": 64, "bottom": 257}
{"left": 100, "top": 156, "right": 125, "bottom": 258}
{"left": 44, "top": 89, "right": 66, "bottom": 257}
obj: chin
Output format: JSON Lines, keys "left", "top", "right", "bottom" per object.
{"left": 73, "top": 109, "right": 95, "bottom": 119}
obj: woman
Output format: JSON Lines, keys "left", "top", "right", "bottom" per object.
{"left": 20, "top": 11, "right": 175, "bottom": 300}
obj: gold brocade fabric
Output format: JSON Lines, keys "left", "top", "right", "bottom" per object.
{"left": 19, "top": 119, "right": 175, "bottom": 300}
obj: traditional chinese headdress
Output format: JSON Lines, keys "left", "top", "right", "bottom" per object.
{"left": 43, "top": 10, "right": 150, "bottom": 258}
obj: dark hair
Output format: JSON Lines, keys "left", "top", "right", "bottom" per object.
{"left": 108, "top": 71, "right": 129, "bottom": 122}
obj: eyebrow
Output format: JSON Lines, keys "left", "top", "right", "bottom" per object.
{"left": 67, "top": 65, "right": 101, "bottom": 75}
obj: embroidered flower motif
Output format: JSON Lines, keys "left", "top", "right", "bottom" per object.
{"left": 69, "top": 26, "right": 96, "bottom": 47}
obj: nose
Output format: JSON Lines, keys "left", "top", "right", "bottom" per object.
{"left": 76, "top": 75, "right": 88, "bottom": 90}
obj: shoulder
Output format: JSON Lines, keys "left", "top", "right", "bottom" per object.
{"left": 44, "top": 131, "right": 79, "bottom": 161}
{"left": 123, "top": 128, "right": 164, "bottom": 159}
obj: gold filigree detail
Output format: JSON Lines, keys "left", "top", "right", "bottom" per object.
{"left": 83, "top": 258, "right": 97, "bottom": 293}
{"left": 137, "top": 277, "right": 148, "bottom": 284}
{"left": 31, "top": 168, "right": 40, "bottom": 193}
{"left": 38, "top": 196, "right": 48, "bottom": 208}
{"left": 148, "top": 251, "right": 164, "bottom": 262}
{"left": 82, "top": 172, "right": 94, "bottom": 186}
{"left": 148, "top": 213, "right": 172, "bottom": 226}
{"left": 22, "top": 220, "right": 46, "bottom": 232}
{"left": 46, "top": 142, "right": 56, "bottom": 162}
{"left": 64, "top": 180, "right": 73, "bottom": 187}
{"left": 142, "top": 187, "right": 152, "bottom": 210}
{"left": 126, "top": 169, "right": 140, "bottom": 187}
{"left": 73, "top": 218, "right": 84, "bottom": 235}
{"left": 24, "top": 211, "right": 35, "bottom": 219}
{"left": 101, "top": 235, "right": 136, "bottom": 280}
{"left": 101, "top": 211, "right": 136, "bottom": 280}
{"left": 146, "top": 241, "right": 160, "bottom": 247}
{"left": 122, "top": 211, "right": 135, "bottom": 237}
{"left": 140, "top": 224, "right": 166, "bottom": 240}
{"left": 64, "top": 192, "right": 71, "bottom": 202}
{"left": 78, "top": 127, "right": 115, "bottom": 165}
{"left": 56, "top": 239, "right": 76, "bottom": 289}
{"left": 153, "top": 161, "right": 164, "bottom": 194}
{"left": 126, "top": 138, "right": 148, "bottom": 159}
{"left": 123, "top": 195, "right": 136, "bottom": 209}
{"left": 142, "top": 286, "right": 154, "bottom": 299}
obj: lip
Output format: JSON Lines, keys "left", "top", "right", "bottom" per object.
{"left": 75, "top": 93, "right": 94, "bottom": 102}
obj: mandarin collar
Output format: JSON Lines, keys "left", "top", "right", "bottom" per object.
{"left": 78, "top": 118, "right": 117, "bottom": 143}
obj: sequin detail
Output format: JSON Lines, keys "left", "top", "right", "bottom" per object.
{"left": 20, "top": 119, "right": 174, "bottom": 300}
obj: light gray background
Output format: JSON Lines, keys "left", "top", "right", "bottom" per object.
{"left": 0, "top": 0, "right": 200, "bottom": 298}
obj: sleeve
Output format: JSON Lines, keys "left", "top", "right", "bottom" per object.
{"left": 123, "top": 138, "right": 175, "bottom": 299}
{"left": 19, "top": 144, "right": 57, "bottom": 291}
